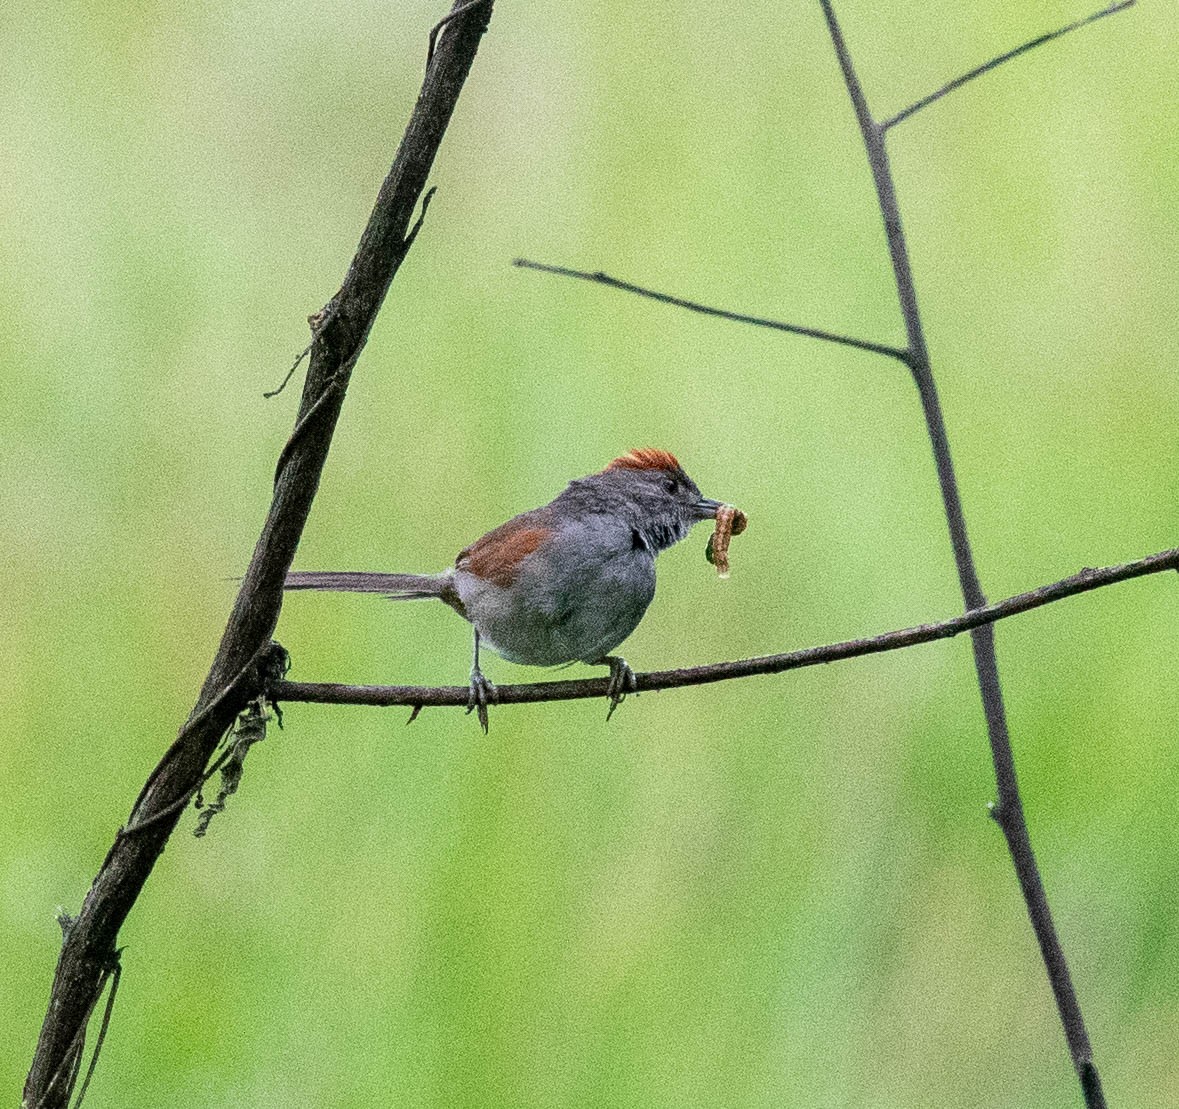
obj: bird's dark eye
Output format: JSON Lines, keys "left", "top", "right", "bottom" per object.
{"left": 664, "top": 477, "right": 680, "bottom": 494}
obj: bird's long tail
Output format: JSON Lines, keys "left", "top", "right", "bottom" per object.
{"left": 284, "top": 570, "right": 450, "bottom": 601}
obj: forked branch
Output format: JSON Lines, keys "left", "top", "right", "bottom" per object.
{"left": 520, "top": 2, "right": 1136, "bottom": 1105}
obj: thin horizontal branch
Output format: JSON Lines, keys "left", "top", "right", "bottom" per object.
{"left": 272, "top": 545, "right": 1179, "bottom": 711}
{"left": 882, "top": 0, "right": 1135, "bottom": 131}
{"left": 513, "top": 258, "right": 911, "bottom": 364}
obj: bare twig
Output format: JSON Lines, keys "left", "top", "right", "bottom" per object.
{"left": 21, "top": 4, "right": 496, "bottom": 1106}
{"left": 263, "top": 342, "right": 311, "bottom": 399}
{"left": 513, "top": 258, "right": 911, "bottom": 363}
{"left": 271, "top": 545, "right": 1179, "bottom": 710}
{"left": 882, "top": 0, "right": 1135, "bottom": 131}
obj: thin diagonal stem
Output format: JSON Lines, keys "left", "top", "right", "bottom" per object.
{"left": 883, "top": 0, "right": 1135, "bottom": 131}
{"left": 513, "top": 258, "right": 910, "bottom": 364}
{"left": 820, "top": 2, "right": 1106, "bottom": 1105}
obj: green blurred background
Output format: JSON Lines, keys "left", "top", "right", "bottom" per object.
{"left": 3, "top": 0, "right": 1177, "bottom": 1105}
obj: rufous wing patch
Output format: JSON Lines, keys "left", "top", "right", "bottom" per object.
{"left": 605, "top": 448, "right": 682, "bottom": 474}
{"left": 457, "top": 519, "right": 550, "bottom": 587}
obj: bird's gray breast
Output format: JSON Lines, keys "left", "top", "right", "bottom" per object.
{"left": 456, "top": 514, "right": 656, "bottom": 666}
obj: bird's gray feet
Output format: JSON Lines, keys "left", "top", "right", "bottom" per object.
{"left": 466, "top": 666, "right": 497, "bottom": 733}
{"left": 599, "top": 655, "right": 638, "bottom": 721}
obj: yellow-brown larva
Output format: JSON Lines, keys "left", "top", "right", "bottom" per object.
{"left": 705, "top": 504, "right": 748, "bottom": 578}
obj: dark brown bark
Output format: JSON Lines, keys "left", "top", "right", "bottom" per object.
{"left": 22, "top": 4, "right": 494, "bottom": 1105}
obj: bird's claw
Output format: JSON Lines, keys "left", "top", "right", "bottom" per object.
{"left": 603, "top": 656, "right": 638, "bottom": 721}
{"left": 466, "top": 668, "right": 497, "bottom": 733}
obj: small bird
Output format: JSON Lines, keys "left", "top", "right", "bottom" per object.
{"left": 284, "top": 449, "right": 730, "bottom": 730}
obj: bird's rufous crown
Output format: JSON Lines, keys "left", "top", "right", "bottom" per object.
{"left": 604, "top": 448, "right": 681, "bottom": 474}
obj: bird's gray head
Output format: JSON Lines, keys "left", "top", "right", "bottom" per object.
{"left": 561, "top": 448, "right": 724, "bottom": 553}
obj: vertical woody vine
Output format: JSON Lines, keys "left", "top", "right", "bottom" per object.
{"left": 22, "top": 3, "right": 495, "bottom": 1105}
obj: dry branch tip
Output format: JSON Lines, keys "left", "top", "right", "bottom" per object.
{"left": 882, "top": 0, "right": 1136, "bottom": 131}
{"left": 263, "top": 343, "right": 311, "bottom": 399}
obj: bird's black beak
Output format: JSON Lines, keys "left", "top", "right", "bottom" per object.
{"left": 692, "top": 497, "right": 725, "bottom": 521}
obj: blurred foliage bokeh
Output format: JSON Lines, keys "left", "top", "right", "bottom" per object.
{"left": 3, "top": 1, "right": 1177, "bottom": 1105}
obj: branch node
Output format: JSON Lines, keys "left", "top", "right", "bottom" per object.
{"left": 1080, "top": 1061, "right": 1105, "bottom": 1104}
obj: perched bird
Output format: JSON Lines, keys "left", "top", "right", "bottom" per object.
{"left": 284, "top": 449, "right": 730, "bottom": 729}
